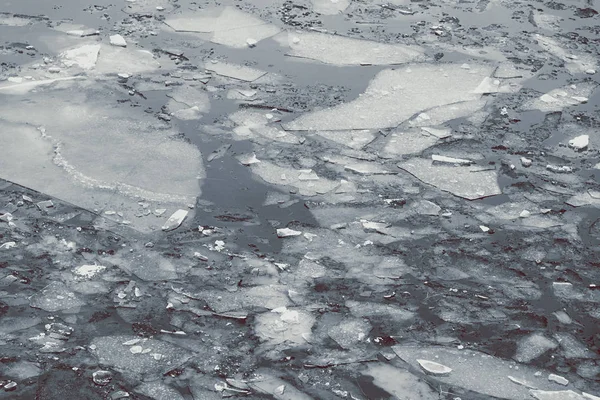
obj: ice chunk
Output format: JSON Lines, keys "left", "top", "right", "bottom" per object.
{"left": 250, "top": 161, "right": 339, "bottom": 196}
{"left": 73, "top": 264, "right": 106, "bottom": 279}
{"left": 553, "top": 333, "right": 595, "bottom": 359}
{"left": 164, "top": 7, "right": 280, "bottom": 48}
{"left": 548, "top": 374, "right": 569, "bottom": 386}
{"left": 135, "top": 382, "right": 184, "bottom": 400}
{"left": 109, "top": 34, "right": 127, "bottom": 47}
{"left": 311, "top": 0, "right": 351, "bottom": 14}
{"left": 248, "top": 370, "right": 313, "bottom": 400}
{"left": 398, "top": 158, "right": 501, "bottom": 200}
{"left": 363, "top": 364, "right": 439, "bottom": 400}
{"left": 393, "top": 345, "right": 567, "bottom": 400}
{"left": 254, "top": 309, "right": 315, "bottom": 345}
{"left": 531, "top": 391, "right": 585, "bottom": 400}
{"left": 29, "top": 282, "right": 86, "bottom": 312}
{"left": 275, "top": 31, "right": 423, "bottom": 66}
{"left": 431, "top": 154, "right": 472, "bottom": 165}
{"left": 90, "top": 336, "right": 192, "bottom": 378}
{"left": 284, "top": 64, "right": 491, "bottom": 131}
{"left": 417, "top": 359, "right": 453, "bottom": 376}
{"left": 568, "top": 135, "right": 589, "bottom": 151}
{"left": 513, "top": 333, "right": 558, "bottom": 363}
{"left": 207, "top": 61, "right": 266, "bottom": 82}
{"left": 60, "top": 44, "right": 101, "bottom": 70}
{"left": 277, "top": 228, "right": 302, "bottom": 237}
{"left": 162, "top": 209, "right": 188, "bottom": 231}
{"left": 95, "top": 45, "right": 160, "bottom": 74}
{"left": 327, "top": 318, "right": 371, "bottom": 349}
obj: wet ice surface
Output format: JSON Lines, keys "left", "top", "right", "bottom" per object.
{"left": 1, "top": 0, "right": 600, "bottom": 399}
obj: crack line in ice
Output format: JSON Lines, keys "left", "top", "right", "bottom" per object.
{"left": 38, "top": 127, "right": 194, "bottom": 204}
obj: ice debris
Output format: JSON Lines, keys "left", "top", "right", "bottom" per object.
{"left": 568, "top": 135, "right": 589, "bottom": 151}
{"left": 162, "top": 209, "right": 188, "bottom": 231}
{"left": 416, "top": 359, "right": 453, "bottom": 376}
{"left": 109, "top": 34, "right": 127, "bottom": 47}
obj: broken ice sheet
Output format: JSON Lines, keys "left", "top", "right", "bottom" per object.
{"left": 398, "top": 158, "right": 501, "bottom": 200}
{"left": 229, "top": 110, "right": 300, "bottom": 144}
{"left": 164, "top": 7, "right": 280, "bottom": 48}
{"left": 284, "top": 63, "right": 492, "bottom": 131}
{"left": 363, "top": 363, "right": 439, "bottom": 399}
{"left": 89, "top": 336, "right": 192, "bottom": 379}
{"left": 312, "top": 129, "right": 377, "bottom": 150}
{"left": 206, "top": 61, "right": 266, "bottom": 82}
{"left": 254, "top": 308, "right": 315, "bottom": 345}
{"left": 29, "top": 282, "right": 86, "bottom": 312}
{"left": 0, "top": 81, "right": 203, "bottom": 232}
{"left": 523, "top": 82, "right": 597, "bottom": 112}
{"left": 393, "top": 345, "right": 573, "bottom": 399}
{"left": 250, "top": 160, "right": 340, "bottom": 196}
{"left": 274, "top": 31, "right": 424, "bottom": 66}
{"left": 380, "top": 128, "right": 440, "bottom": 158}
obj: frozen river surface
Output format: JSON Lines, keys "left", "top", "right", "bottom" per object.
{"left": 1, "top": 0, "right": 600, "bottom": 399}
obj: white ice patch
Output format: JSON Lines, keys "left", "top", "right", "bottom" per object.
{"left": 284, "top": 63, "right": 492, "bottom": 131}
{"left": 311, "top": 0, "right": 351, "bottom": 15}
{"left": 398, "top": 158, "right": 501, "bottom": 200}
{"left": 164, "top": 7, "right": 280, "bottom": 48}
{"left": 0, "top": 82, "right": 203, "bottom": 232}
{"left": 60, "top": 44, "right": 101, "bottom": 70}
{"left": 206, "top": 61, "right": 266, "bottom": 82}
{"left": 275, "top": 31, "right": 423, "bottom": 66}
{"left": 250, "top": 161, "right": 339, "bottom": 196}
{"left": 73, "top": 264, "right": 107, "bottom": 278}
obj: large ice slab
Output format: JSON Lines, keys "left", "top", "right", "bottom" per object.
{"left": 164, "top": 7, "right": 280, "bottom": 48}
{"left": 275, "top": 31, "right": 424, "bottom": 66}
{"left": 398, "top": 158, "right": 501, "bottom": 200}
{"left": 0, "top": 81, "right": 203, "bottom": 232}
{"left": 284, "top": 64, "right": 491, "bottom": 131}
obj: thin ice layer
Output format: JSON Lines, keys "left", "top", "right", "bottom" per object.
{"left": 275, "top": 31, "right": 423, "bottom": 66}
{"left": 523, "top": 82, "right": 597, "bottom": 112}
{"left": 398, "top": 158, "right": 501, "bottom": 200}
{"left": 284, "top": 64, "right": 491, "bottom": 131}
{"left": 311, "top": 0, "right": 351, "bottom": 15}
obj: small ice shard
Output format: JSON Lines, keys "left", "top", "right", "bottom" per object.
{"left": 0, "top": 241, "right": 17, "bottom": 250}
{"left": 546, "top": 164, "right": 573, "bottom": 173}
{"left": 568, "top": 135, "right": 589, "bottom": 151}
{"left": 277, "top": 228, "right": 302, "bottom": 237}
{"left": 238, "top": 153, "right": 261, "bottom": 165}
{"left": 246, "top": 38, "right": 257, "bottom": 47}
{"left": 362, "top": 220, "right": 390, "bottom": 233}
{"left": 431, "top": 154, "right": 472, "bottom": 165}
{"left": 521, "top": 157, "right": 533, "bottom": 167}
{"left": 508, "top": 375, "right": 537, "bottom": 389}
{"left": 548, "top": 374, "right": 569, "bottom": 386}
{"left": 416, "top": 359, "right": 452, "bottom": 376}
{"left": 519, "top": 210, "right": 531, "bottom": 218}
{"left": 129, "top": 345, "right": 143, "bottom": 354}
{"left": 162, "top": 209, "right": 188, "bottom": 231}
{"left": 60, "top": 44, "right": 101, "bottom": 70}
{"left": 109, "top": 34, "right": 127, "bottom": 47}
{"left": 531, "top": 390, "right": 584, "bottom": 400}
{"left": 480, "top": 225, "right": 490, "bottom": 232}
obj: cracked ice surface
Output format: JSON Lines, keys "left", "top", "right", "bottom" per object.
{"left": 0, "top": 81, "right": 204, "bottom": 232}
{"left": 284, "top": 63, "right": 492, "bottom": 131}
